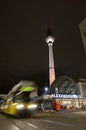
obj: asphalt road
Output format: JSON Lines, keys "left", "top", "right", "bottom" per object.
{"left": 0, "top": 111, "right": 86, "bottom": 130}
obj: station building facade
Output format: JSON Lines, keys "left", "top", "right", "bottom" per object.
{"left": 79, "top": 17, "right": 86, "bottom": 52}
{"left": 50, "top": 76, "right": 86, "bottom": 109}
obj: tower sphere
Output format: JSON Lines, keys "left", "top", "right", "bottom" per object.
{"left": 45, "top": 35, "right": 55, "bottom": 44}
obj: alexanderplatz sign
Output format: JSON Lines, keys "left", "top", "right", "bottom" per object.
{"left": 51, "top": 94, "right": 81, "bottom": 99}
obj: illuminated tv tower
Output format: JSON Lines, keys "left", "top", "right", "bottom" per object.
{"left": 45, "top": 27, "right": 55, "bottom": 86}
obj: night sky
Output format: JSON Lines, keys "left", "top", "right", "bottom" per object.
{"left": 0, "top": 0, "right": 86, "bottom": 93}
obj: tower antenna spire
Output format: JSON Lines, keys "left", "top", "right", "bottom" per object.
{"left": 48, "top": 9, "right": 51, "bottom": 29}
{"left": 47, "top": 9, "right": 53, "bottom": 36}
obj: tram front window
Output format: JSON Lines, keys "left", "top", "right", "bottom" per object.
{"left": 13, "top": 92, "right": 30, "bottom": 103}
{"left": 11, "top": 85, "right": 37, "bottom": 103}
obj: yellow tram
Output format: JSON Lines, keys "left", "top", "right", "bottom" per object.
{"left": 0, "top": 80, "right": 41, "bottom": 117}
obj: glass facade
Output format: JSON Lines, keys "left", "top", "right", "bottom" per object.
{"left": 50, "top": 76, "right": 80, "bottom": 96}
{"left": 79, "top": 18, "right": 86, "bottom": 53}
{"left": 81, "top": 83, "right": 86, "bottom": 98}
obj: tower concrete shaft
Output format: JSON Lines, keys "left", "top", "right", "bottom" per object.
{"left": 48, "top": 43, "right": 55, "bottom": 86}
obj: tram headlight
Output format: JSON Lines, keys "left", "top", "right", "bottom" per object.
{"left": 16, "top": 104, "right": 24, "bottom": 109}
{"left": 28, "top": 104, "right": 37, "bottom": 109}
